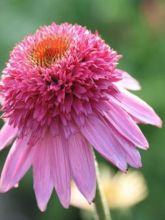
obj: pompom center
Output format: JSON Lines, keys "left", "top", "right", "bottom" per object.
{"left": 30, "top": 36, "right": 69, "bottom": 67}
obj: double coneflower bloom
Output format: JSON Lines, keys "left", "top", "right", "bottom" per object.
{"left": 0, "top": 23, "right": 162, "bottom": 211}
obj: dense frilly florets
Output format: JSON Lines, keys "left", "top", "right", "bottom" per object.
{"left": 1, "top": 23, "right": 121, "bottom": 144}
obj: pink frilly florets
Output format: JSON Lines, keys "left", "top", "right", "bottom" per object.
{"left": 1, "top": 23, "right": 121, "bottom": 144}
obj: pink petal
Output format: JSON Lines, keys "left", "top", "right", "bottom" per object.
{"left": 50, "top": 135, "right": 71, "bottom": 208}
{"left": 80, "top": 114, "right": 127, "bottom": 171}
{"left": 68, "top": 133, "right": 96, "bottom": 203}
{"left": 109, "top": 125, "right": 142, "bottom": 168}
{"left": 33, "top": 135, "right": 53, "bottom": 212}
{"left": 0, "top": 122, "right": 17, "bottom": 150}
{"left": 115, "top": 69, "right": 141, "bottom": 90}
{"left": 104, "top": 98, "right": 149, "bottom": 149}
{"left": 117, "top": 89, "right": 162, "bottom": 127}
{"left": 0, "top": 136, "right": 34, "bottom": 192}
{"left": 121, "top": 146, "right": 142, "bottom": 168}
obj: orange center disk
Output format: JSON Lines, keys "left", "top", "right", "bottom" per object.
{"left": 30, "top": 36, "right": 69, "bottom": 67}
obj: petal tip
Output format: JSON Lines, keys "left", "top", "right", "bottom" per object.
{"left": 139, "top": 136, "right": 149, "bottom": 150}
{"left": 38, "top": 203, "right": 47, "bottom": 212}
{"left": 148, "top": 112, "right": 163, "bottom": 128}
{"left": 134, "top": 160, "right": 143, "bottom": 169}
{"left": 0, "top": 182, "right": 9, "bottom": 193}
{"left": 155, "top": 117, "right": 163, "bottom": 128}
{"left": 60, "top": 199, "right": 70, "bottom": 209}
{"left": 86, "top": 188, "right": 96, "bottom": 204}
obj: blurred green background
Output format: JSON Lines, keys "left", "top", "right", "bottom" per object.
{"left": 0, "top": 0, "right": 164, "bottom": 219}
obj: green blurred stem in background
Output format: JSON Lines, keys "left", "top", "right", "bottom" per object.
{"left": 94, "top": 158, "right": 111, "bottom": 220}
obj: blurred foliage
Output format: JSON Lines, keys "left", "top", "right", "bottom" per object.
{"left": 0, "top": 0, "right": 164, "bottom": 220}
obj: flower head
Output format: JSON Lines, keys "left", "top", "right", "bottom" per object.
{"left": 0, "top": 23, "right": 162, "bottom": 211}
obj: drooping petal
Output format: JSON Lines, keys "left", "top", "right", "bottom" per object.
{"left": 80, "top": 114, "right": 127, "bottom": 171}
{"left": 115, "top": 69, "right": 141, "bottom": 90}
{"left": 50, "top": 135, "right": 71, "bottom": 208}
{"left": 0, "top": 136, "right": 34, "bottom": 192}
{"left": 0, "top": 122, "right": 17, "bottom": 150}
{"left": 122, "top": 146, "right": 142, "bottom": 168}
{"left": 116, "top": 88, "right": 162, "bottom": 127}
{"left": 68, "top": 133, "right": 96, "bottom": 203}
{"left": 109, "top": 124, "right": 142, "bottom": 168}
{"left": 33, "top": 135, "right": 53, "bottom": 212}
{"left": 104, "top": 98, "right": 149, "bottom": 149}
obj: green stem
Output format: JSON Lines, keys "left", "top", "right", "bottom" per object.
{"left": 94, "top": 160, "right": 111, "bottom": 220}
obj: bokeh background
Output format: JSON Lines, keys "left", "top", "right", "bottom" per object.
{"left": 0, "top": 0, "right": 164, "bottom": 219}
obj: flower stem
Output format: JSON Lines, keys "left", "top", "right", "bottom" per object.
{"left": 94, "top": 160, "right": 111, "bottom": 220}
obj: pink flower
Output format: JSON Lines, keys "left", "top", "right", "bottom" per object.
{"left": 0, "top": 23, "right": 162, "bottom": 211}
